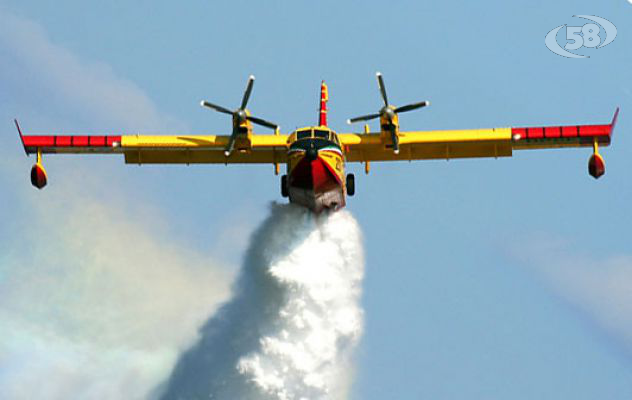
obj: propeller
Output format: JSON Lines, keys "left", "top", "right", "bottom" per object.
{"left": 201, "top": 75, "right": 278, "bottom": 156}
{"left": 347, "top": 72, "right": 429, "bottom": 153}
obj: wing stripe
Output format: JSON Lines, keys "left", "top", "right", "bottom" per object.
{"left": 22, "top": 135, "right": 122, "bottom": 153}
{"left": 512, "top": 123, "right": 612, "bottom": 149}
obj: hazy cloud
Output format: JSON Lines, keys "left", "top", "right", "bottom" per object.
{"left": 0, "top": 179, "right": 232, "bottom": 399}
{"left": 514, "top": 237, "right": 632, "bottom": 354}
{"left": 0, "top": 8, "right": 182, "bottom": 132}
{"left": 0, "top": 8, "right": 231, "bottom": 399}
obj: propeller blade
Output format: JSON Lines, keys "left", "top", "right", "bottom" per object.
{"left": 347, "top": 113, "right": 381, "bottom": 124}
{"left": 391, "top": 130, "right": 400, "bottom": 154}
{"left": 395, "top": 101, "right": 430, "bottom": 114}
{"left": 376, "top": 72, "right": 389, "bottom": 106}
{"left": 200, "top": 101, "right": 233, "bottom": 115}
{"left": 240, "top": 75, "right": 255, "bottom": 110}
{"left": 224, "top": 128, "right": 238, "bottom": 157}
{"left": 247, "top": 115, "right": 278, "bottom": 130}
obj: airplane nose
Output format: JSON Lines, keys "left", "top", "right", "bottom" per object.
{"left": 306, "top": 147, "right": 318, "bottom": 161}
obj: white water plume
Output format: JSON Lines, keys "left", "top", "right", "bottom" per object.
{"left": 158, "top": 203, "right": 365, "bottom": 400}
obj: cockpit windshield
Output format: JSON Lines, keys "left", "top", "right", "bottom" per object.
{"left": 331, "top": 133, "right": 340, "bottom": 145}
{"left": 296, "top": 130, "right": 311, "bottom": 140}
{"left": 293, "top": 128, "right": 338, "bottom": 144}
{"left": 314, "top": 130, "right": 329, "bottom": 139}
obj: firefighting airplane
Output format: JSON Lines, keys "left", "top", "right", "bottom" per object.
{"left": 16, "top": 73, "right": 618, "bottom": 213}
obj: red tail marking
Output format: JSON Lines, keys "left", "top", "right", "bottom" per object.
{"left": 319, "top": 81, "right": 328, "bottom": 127}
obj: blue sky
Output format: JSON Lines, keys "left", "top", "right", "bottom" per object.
{"left": 1, "top": 1, "right": 631, "bottom": 399}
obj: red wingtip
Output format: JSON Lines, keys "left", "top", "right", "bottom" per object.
{"left": 14, "top": 119, "right": 29, "bottom": 156}
{"left": 611, "top": 107, "right": 620, "bottom": 128}
{"left": 609, "top": 107, "right": 620, "bottom": 142}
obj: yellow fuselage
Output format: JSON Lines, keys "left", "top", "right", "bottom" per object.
{"left": 286, "top": 127, "right": 346, "bottom": 212}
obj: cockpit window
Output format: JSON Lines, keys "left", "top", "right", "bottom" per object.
{"left": 297, "top": 130, "right": 312, "bottom": 140}
{"left": 314, "top": 130, "right": 329, "bottom": 139}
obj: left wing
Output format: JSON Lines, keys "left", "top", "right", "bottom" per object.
{"left": 339, "top": 127, "right": 512, "bottom": 162}
{"left": 339, "top": 109, "right": 618, "bottom": 164}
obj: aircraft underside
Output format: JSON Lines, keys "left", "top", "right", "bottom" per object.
{"left": 288, "top": 186, "right": 345, "bottom": 213}
{"left": 288, "top": 154, "right": 345, "bottom": 213}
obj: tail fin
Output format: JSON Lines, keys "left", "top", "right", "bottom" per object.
{"left": 319, "top": 81, "right": 328, "bottom": 127}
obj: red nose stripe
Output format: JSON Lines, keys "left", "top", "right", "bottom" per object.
{"left": 290, "top": 155, "right": 340, "bottom": 191}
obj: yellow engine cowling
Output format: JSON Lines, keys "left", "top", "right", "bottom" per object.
{"left": 379, "top": 112, "right": 400, "bottom": 152}
{"left": 233, "top": 114, "right": 253, "bottom": 152}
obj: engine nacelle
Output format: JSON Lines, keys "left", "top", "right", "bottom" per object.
{"left": 588, "top": 153, "right": 605, "bottom": 179}
{"left": 30, "top": 163, "right": 47, "bottom": 189}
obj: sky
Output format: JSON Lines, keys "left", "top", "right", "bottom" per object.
{"left": 1, "top": 0, "right": 632, "bottom": 399}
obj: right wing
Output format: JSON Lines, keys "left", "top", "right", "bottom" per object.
{"left": 121, "top": 134, "right": 289, "bottom": 164}
{"left": 18, "top": 128, "right": 290, "bottom": 164}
